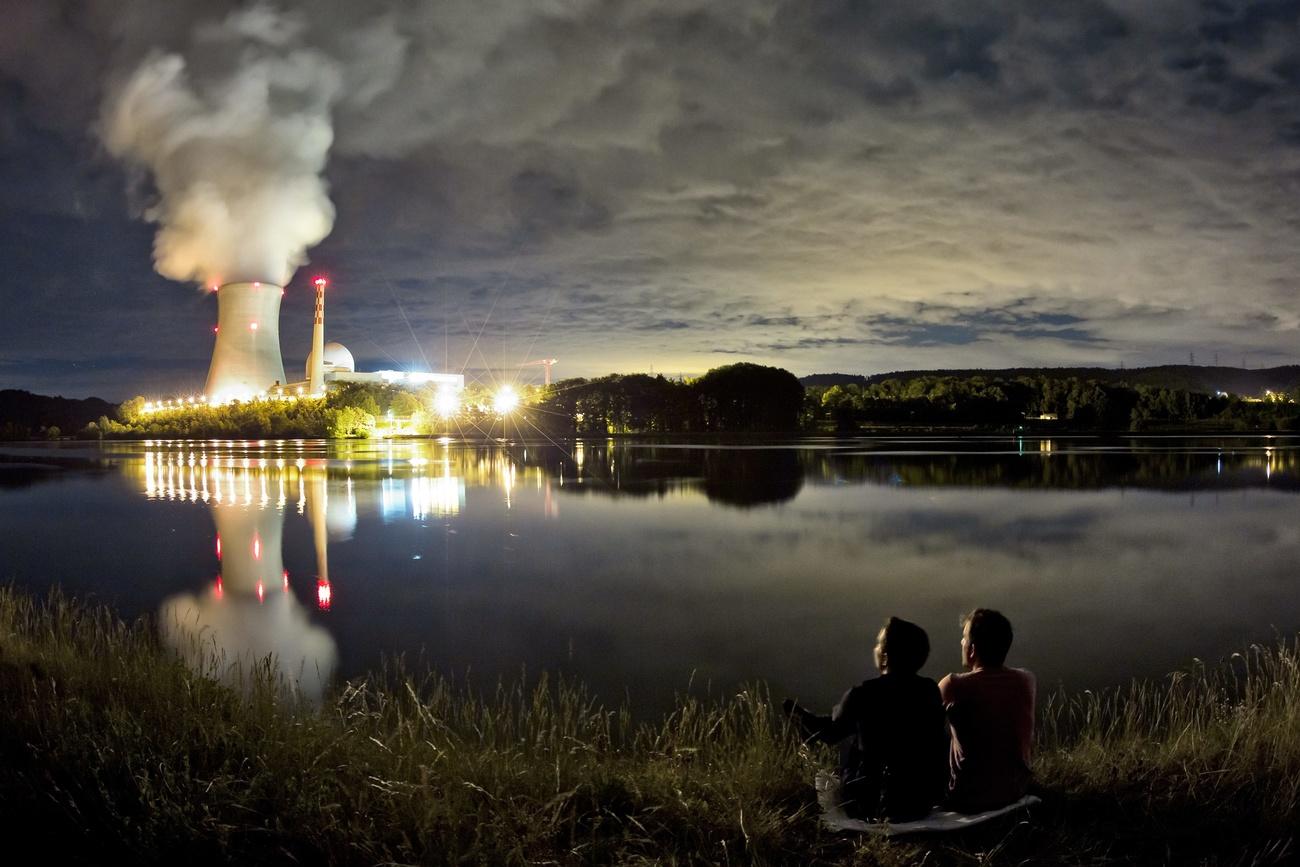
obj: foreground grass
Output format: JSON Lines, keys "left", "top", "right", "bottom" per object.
{"left": 0, "top": 590, "right": 1296, "bottom": 865}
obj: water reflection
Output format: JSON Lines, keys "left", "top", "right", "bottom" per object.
{"left": 143, "top": 449, "right": 340, "bottom": 700}
{"left": 8, "top": 434, "right": 1295, "bottom": 713}
{"left": 159, "top": 498, "right": 337, "bottom": 701}
{"left": 135, "top": 441, "right": 483, "bottom": 698}
{"left": 126, "top": 436, "right": 1300, "bottom": 512}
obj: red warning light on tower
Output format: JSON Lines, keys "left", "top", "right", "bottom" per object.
{"left": 314, "top": 277, "right": 327, "bottom": 288}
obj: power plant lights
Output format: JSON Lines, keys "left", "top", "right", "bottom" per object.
{"left": 139, "top": 275, "right": 472, "bottom": 415}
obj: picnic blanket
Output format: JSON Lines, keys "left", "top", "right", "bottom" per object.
{"left": 815, "top": 770, "right": 1040, "bottom": 836}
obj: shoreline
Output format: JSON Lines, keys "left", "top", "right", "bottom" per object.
{"left": 5, "top": 426, "right": 1300, "bottom": 446}
{"left": 0, "top": 588, "right": 1296, "bottom": 865}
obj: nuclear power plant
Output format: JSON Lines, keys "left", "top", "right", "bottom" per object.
{"left": 204, "top": 282, "right": 288, "bottom": 403}
{"left": 201, "top": 277, "right": 463, "bottom": 403}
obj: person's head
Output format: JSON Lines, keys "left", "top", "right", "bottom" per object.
{"left": 961, "top": 608, "right": 1013, "bottom": 670}
{"left": 873, "top": 617, "right": 930, "bottom": 675}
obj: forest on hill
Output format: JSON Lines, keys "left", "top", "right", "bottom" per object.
{"left": 0, "top": 390, "right": 116, "bottom": 440}
{"left": 801, "top": 365, "right": 1300, "bottom": 397}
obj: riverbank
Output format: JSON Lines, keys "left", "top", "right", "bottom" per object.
{"left": 0, "top": 589, "right": 1296, "bottom": 865}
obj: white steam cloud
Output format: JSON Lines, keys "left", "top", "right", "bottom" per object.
{"left": 103, "top": 6, "right": 341, "bottom": 287}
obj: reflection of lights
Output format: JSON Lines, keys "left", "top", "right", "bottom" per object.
{"left": 501, "top": 458, "right": 516, "bottom": 509}
{"left": 410, "top": 475, "right": 464, "bottom": 518}
{"left": 216, "top": 535, "right": 222, "bottom": 560}
{"left": 282, "top": 571, "right": 290, "bottom": 593}
{"left": 494, "top": 386, "right": 519, "bottom": 414}
{"left": 256, "top": 581, "right": 265, "bottom": 603}
{"left": 317, "top": 579, "right": 331, "bottom": 611}
{"left": 214, "top": 576, "right": 223, "bottom": 600}
{"left": 252, "top": 533, "right": 261, "bottom": 561}
{"left": 380, "top": 478, "right": 406, "bottom": 521}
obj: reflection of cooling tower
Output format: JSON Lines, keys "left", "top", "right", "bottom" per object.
{"left": 205, "top": 282, "right": 287, "bottom": 401}
{"left": 213, "top": 503, "right": 285, "bottom": 594}
{"left": 159, "top": 496, "right": 337, "bottom": 703}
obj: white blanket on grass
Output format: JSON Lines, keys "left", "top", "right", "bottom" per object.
{"left": 815, "top": 770, "right": 1040, "bottom": 836}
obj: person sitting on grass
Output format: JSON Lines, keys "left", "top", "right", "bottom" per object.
{"left": 939, "top": 608, "right": 1036, "bottom": 813}
{"left": 783, "top": 617, "right": 948, "bottom": 821}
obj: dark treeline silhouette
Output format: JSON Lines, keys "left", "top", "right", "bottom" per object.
{"left": 0, "top": 389, "right": 116, "bottom": 440}
{"left": 6, "top": 363, "right": 1299, "bottom": 441}
{"left": 807, "top": 375, "right": 1300, "bottom": 431}
{"left": 528, "top": 363, "right": 805, "bottom": 435}
{"left": 802, "top": 364, "right": 1300, "bottom": 396}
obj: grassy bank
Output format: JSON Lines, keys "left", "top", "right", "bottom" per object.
{"left": 0, "top": 590, "right": 1297, "bottom": 865}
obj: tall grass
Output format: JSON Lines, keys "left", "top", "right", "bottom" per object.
{"left": 1, "top": 587, "right": 1298, "bottom": 865}
{"left": 1036, "top": 642, "right": 1300, "bottom": 864}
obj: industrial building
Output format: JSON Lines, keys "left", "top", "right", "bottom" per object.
{"left": 202, "top": 276, "right": 463, "bottom": 403}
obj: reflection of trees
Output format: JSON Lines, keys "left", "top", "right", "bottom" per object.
{"left": 126, "top": 438, "right": 1300, "bottom": 522}
{"left": 810, "top": 445, "right": 1300, "bottom": 491}
{"left": 700, "top": 449, "right": 804, "bottom": 507}
{"left": 499, "top": 443, "right": 805, "bottom": 507}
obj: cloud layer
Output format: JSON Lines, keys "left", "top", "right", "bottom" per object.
{"left": 1, "top": 0, "right": 1298, "bottom": 395}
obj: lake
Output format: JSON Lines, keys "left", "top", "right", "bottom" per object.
{"left": 1, "top": 435, "right": 1297, "bottom": 714}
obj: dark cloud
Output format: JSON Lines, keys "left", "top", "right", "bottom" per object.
{"left": 2, "top": 0, "right": 1299, "bottom": 398}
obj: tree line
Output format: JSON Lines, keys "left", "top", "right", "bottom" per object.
{"left": 808, "top": 375, "right": 1300, "bottom": 431}
{"left": 526, "top": 363, "right": 806, "bottom": 435}
{"left": 8, "top": 365, "right": 1299, "bottom": 441}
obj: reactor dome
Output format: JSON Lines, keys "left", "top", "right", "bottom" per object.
{"left": 323, "top": 342, "right": 354, "bottom": 372}
{"left": 305, "top": 342, "right": 356, "bottom": 380}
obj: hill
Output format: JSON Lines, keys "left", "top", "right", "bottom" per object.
{"left": 800, "top": 366, "right": 1300, "bottom": 396}
{"left": 798, "top": 373, "right": 870, "bottom": 388}
{"left": 0, "top": 389, "right": 117, "bottom": 439}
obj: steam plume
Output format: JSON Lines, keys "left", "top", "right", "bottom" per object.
{"left": 103, "top": 7, "right": 340, "bottom": 287}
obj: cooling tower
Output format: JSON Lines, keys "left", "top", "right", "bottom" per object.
{"left": 205, "top": 282, "right": 287, "bottom": 402}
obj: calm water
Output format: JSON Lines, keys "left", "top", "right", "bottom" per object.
{"left": 1, "top": 436, "right": 1298, "bottom": 713}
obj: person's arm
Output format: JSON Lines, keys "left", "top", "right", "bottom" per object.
{"left": 938, "top": 673, "right": 963, "bottom": 713}
{"left": 784, "top": 688, "right": 859, "bottom": 745}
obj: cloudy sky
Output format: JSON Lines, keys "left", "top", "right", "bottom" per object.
{"left": 1, "top": 0, "right": 1298, "bottom": 400}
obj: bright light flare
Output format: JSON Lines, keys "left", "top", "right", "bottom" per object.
{"left": 494, "top": 386, "right": 520, "bottom": 415}
{"left": 435, "top": 388, "right": 459, "bottom": 417}
{"left": 317, "top": 579, "right": 332, "bottom": 611}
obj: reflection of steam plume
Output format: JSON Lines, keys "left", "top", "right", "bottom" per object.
{"left": 102, "top": 7, "right": 339, "bottom": 286}
{"left": 160, "top": 495, "right": 337, "bottom": 702}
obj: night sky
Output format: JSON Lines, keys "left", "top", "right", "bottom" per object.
{"left": 1, "top": 1, "right": 1298, "bottom": 401}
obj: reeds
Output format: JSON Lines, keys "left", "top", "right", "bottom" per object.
{"left": 1, "top": 587, "right": 1297, "bottom": 865}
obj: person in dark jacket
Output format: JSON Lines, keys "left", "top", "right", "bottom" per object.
{"left": 783, "top": 617, "right": 948, "bottom": 821}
